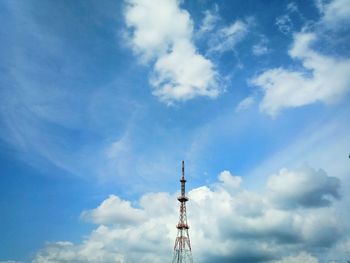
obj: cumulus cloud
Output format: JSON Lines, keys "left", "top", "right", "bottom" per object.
{"left": 252, "top": 0, "right": 350, "bottom": 115}
{"left": 218, "top": 170, "right": 242, "bottom": 190}
{"left": 81, "top": 195, "right": 145, "bottom": 225}
{"left": 33, "top": 240, "right": 125, "bottom": 263}
{"left": 124, "top": 0, "right": 191, "bottom": 61}
{"left": 124, "top": 0, "right": 221, "bottom": 103}
{"left": 267, "top": 166, "right": 341, "bottom": 209}
{"left": 317, "top": 0, "right": 350, "bottom": 29}
{"left": 32, "top": 166, "right": 345, "bottom": 262}
{"left": 150, "top": 40, "right": 220, "bottom": 102}
{"left": 252, "top": 32, "right": 350, "bottom": 115}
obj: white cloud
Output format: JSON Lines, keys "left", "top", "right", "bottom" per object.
{"left": 198, "top": 8, "right": 250, "bottom": 59}
{"left": 81, "top": 195, "right": 145, "bottom": 225}
{"left": 252, "top": 43, "right": 269, "bottom": 56}
{"left": 275, "top": 2, "right": 301, "bottom": 35}
{"left": 244, "top": 107, "right": 350, "bottom": 197}
{"left": 267, "top": 166, "right": 340, "bottom": 209}
{"left": 151, "top": 40, "right": 220, "bottom": 103}
{"left": 274, "top": 252, "right": 319, "bottom": 263}
{"left": 315, "top": 0, "right": 326, "bottom": 13}
{"left": 287, "top": 2, "right": 299, "bottom": 13}
{"left": 252, "top": 32, "right": 350, "bottom": 115}
{"left": 208, "top": 20, "right": 248, "bottom": 53}
{"left": 33, "top": 240, "right": 125, "bottom": 263}
{"left": 275, "top": 15, "right": 293, "bottom": 34}
{"left": 235, "top": 96, "right": 255, "bottom": 112}
{"left": 33, "top": 165, "right": 346, "bottom": 263}
{"left": 124, "top": 0, "right": 192, "bottom": 61}
{"left": 317, "top": 0, "right": 350, "bottom": 28}
{"left": 218, "top": 170, "right": 242, "bottom": 190}
{"left": 253, "top": 0, "right": 350, "bottom": 115}
{"left": 252, "top": 36, "right": 270, "bottom": 56}
{"left": 198, "top": 8, "right": 219, "bottom": 35}
{"left": 124, "top": 0, "right": 221, "bottom": 103}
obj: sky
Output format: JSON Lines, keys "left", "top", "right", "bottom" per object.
{"left": 0, "top": 0, "right": 350, "bottom": 262}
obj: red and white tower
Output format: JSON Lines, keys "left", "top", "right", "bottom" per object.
{"left": 172, "top": 161, "right": 193, "bottom": 263}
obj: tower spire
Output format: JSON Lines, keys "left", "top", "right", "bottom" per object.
{"left": 172, "top": 161, "right": 193, "bottom": 263}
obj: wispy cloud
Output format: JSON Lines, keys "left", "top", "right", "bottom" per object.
{"left": 275, "top": 14, "right": 294, "bottom": 35}
{"left": 275, "top": 1, "right": 303, "bottom": 35}
{"left": 208, "top": 20, "right": 249, "bottom": 54}
{"left": 197, "top": 6, "right": 220, "bottom": 36}
{"left": 252, "top": 35, "right": 270, "bottom": 56}
{"left": 0, "top": 1, "right": 140, "bottom": 183}
{"left": 235, "top": 96, "right": 255, "bottom": 112}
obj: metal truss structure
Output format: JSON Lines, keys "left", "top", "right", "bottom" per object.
{"left": 172, "top": 161, "right": 193, "bottom": 263}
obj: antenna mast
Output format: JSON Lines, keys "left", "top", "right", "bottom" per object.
{"left": 172, "top": 161, "right": 193, "bottom": 263}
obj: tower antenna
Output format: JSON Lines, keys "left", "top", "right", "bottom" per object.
{"left": 172, "top": 160, "right": 193, "bottom": 263}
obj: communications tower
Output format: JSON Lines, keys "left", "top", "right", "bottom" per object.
{"left": 172, "top": 161, "right": 193, "bottom": 263}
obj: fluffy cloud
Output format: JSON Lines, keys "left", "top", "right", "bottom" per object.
{"left": 32, "top": 166, "right": 346, "bottom": 262}
{"left": 124, "top": 0, "right": 191, "bottom": 61}
{"left": 267, "top": 166, "right": 340, "bottom": 209}
{"left": 317, "top": 0, "right": 350, "bottom": 28}
{"left": 252, "top": 32, "right": 350, "bottom": 115}
{"left": 151, "top": 40, "right": 220, "bottom": 102}
{"left": 124, "top": 0, "right": 220, "bottom": 103}
{"left": 33, "top": 240, "right": 125, "bottom": 263}
{"left": 81, "top": 195, "right": 145, "bottom": 225}
{"left": 252, "top": 0, "right": 350, "bottom": 115}
{"left": 218, "top": 170, "right": 242, "bottom": 190}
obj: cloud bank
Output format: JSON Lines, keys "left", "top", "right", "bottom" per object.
{"left": 31, "top": 165, "right": 346, "bottom": 263}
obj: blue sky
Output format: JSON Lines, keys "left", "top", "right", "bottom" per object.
{"left": 1, "top": 0, "right": 350, "bottom": 262}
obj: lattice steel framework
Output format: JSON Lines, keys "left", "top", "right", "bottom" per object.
{"left": 172, "top": 161, "right": 193, "bottom": 263}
